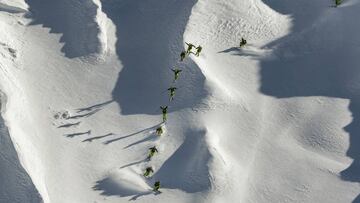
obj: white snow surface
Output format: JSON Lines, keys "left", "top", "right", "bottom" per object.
{"left": 0, "top": 0, "right": 360, "bottom": 202}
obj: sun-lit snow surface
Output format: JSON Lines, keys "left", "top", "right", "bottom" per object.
{"left": 0, "top": 0, "right": 359, "bottom": 202}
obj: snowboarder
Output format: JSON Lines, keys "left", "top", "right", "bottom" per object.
{"left": 148, "top": 146, "right": 158, "bottom": 160}
{"left": 156, "top": 126, "right": 163, "bottom": 136}
{"left": 153, "top": 181, "right": 161, "bottom": 192}
{"left": 167, "top": 87, "right": 177, "bottom": 101}
{"left": 180, "top": 51, "right": 186, "bottom": 61}
{"left": 171, "top": 68, "right": 182, "bottom": 82}
{"left": 195, "top": 45, "right": 202, "bottom": 56}
{"left": 240, "top": 38, "right": 247, "bottom": 47}
{"left": 143, "top": 167, "right": 154, "bottom": 177}
{"left": 185, "top": 42, "right": 195, "bottom": 54}
{"left": 160, "top": 106, "right": 168, "bottom": 122}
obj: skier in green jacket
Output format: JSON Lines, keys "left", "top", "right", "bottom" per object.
{"left": 148, "top": 146, "right": 159, "bottom": 160}
{"left": 167, "top": 87, "right": 177, "bottom": 101}
{"left": 180, "top": 51, "right": 186, "bottom": 61}
{"left": 156, "top": 126, "right": 163, "bottom": 136}
{"left": 171, "top": 68, "right": 182, "bottom": 82}
{"left": 185, "top": 42, "right": 195, "bottom": 54}
{"left": 160, "top": 106, "right": 168, "bottom": 122}
{"left": 335, "top": 0, "right": 341, "bottom": 6}
{"left": 240, "top": 38, "right": 247, "bottom": 47}
{"left": 195, "top": 45, "right": 202, "bottom": 56}
{"left": 153, "top": 181, "right": 161, "bottom": 192}
{"left": 143, "top": 167, "right": 154, "bottom": 177}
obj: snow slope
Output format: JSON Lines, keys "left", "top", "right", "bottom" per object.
{"left": 0, "top": 0, "right": 359, "bottom": 202}
{"left": 0, "top": 91, "right": 41, "bottom": 203}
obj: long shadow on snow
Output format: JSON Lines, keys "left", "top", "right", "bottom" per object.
{"left": 259, "top": 0, "right": 360, "bottom": 201}
{"left": 25, "top": 0, "right": 102, "bottom": 58}
{"left": 120, "top": 158, "right": 148, "bottom": 169}
{"left": 65, "top": 130, "right": 91, "bottom": 138}
{"left": 104, "top": 122, "right": 161, "bottom": 144}
{"left": 123, "top": 135, "right": 158, "bottom": 149}
{"left": 76, "top": 100, "right": 114, "bottom": 113}
{"left": 153, "top": 129, "right": 212, "bottom": 193}
{"left": 219, "top": 46, "right": 264, "bottom": 58}
{"left": 58, "top": 122, "right": 81, "bottom": 128}
{"left": 101, "top": 0, "right": 208, "bottom": 115}
{"left": 83, "top": 133, "right": 114, "bottom": 142}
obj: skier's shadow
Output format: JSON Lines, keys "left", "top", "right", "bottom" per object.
{"left": 123, "top": 135, "right": 158, "bottom": 149}
{"left": 120, "top": 158, "right": 148, "bottom": 169}
{"left": 104, "top": 123, "right": 161, "bottom": 145}
{"left": 128, "top": 191, "right": 153, "bottom": 201}
{"left": 218, "top": 46, "right": 266, "bottom": 58}
{"left": 101, "top": 0, "right": 208, "bottom": 115}
{"left": 259, "top": 0, "right": 360, "bottom": 202}
{"left": 76, "top": 100, "right": 114, "bottom": 113}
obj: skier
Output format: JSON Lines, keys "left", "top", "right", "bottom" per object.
{"left": 143, "top": 167, "right": 154, "bottom": 177}
{"left": 195, "top": 45, "right": 202, "bottom": 56}
{"left": 160, "top": 106, "right": 168, "bottom": 122}
{"left": 167, "top": 87, "right": 177, "bottom": 101}
{"left": 171, "top": 68, "right": 182, "bottom": 82}
{"left": 156, "top": 126, "right": 163, "bottom": 136}
{"left": 335, "top": 0, "right": 341, "bottom": 6}
{"left": 148, "top": 146, "right": 158, "bottom": 160}
{"left": 153, "top": 181, "right": 161, "bottom": 192}
{"left": 180, "top": 51, "right": 186, "bottom": 61}
{"left": 185, "top": 42, "right": 195, "bottom": 54}
{"left": 240, "top": 38, "right": 247, "bottom": 47}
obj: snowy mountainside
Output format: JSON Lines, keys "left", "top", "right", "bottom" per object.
{"left": 0, "top": 0, "right": 359, "bottom": 202}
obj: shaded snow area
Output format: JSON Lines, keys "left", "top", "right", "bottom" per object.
{"left": 0, "top": 92, "right": 42, "bottom": 203}
{"left": 0, "top": 0, "right": 359, "bottom": 202}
